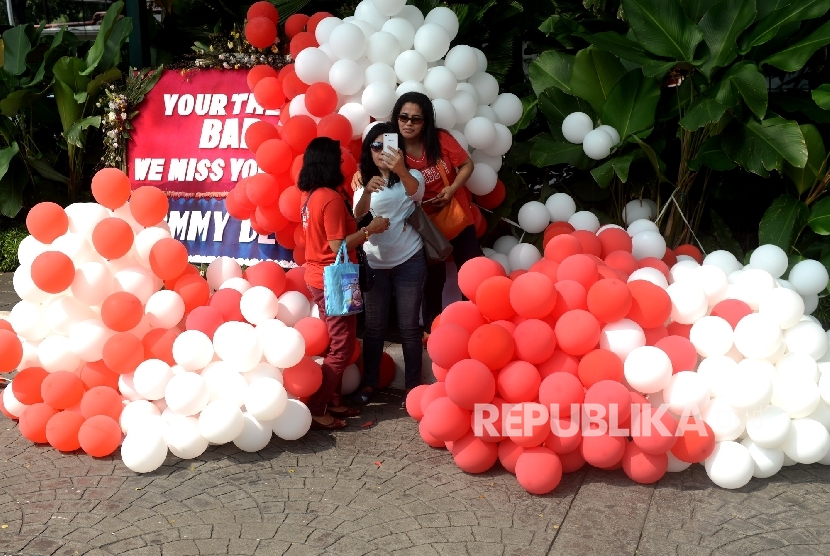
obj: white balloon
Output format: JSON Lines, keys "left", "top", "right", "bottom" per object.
{"left": 200, "top": 361, "right": 249, "bottom": 407}
{"left": 772, "top": 376, "right": 820, "bottom": 418}
{"left": 315, "top": 17, "right": 342, "bottom": 44}
{"left": 666, "top": 451, "right": 692, "bottom": 472}
{"left": 205, "top": 257, "right": 242, "bottom": 292}
{"left": 272, "top": 399, "right": 312, "bottom": 440}
{"left": 121, "top": 426, "right": 168, "bottom": 473}
{"left": 582, "top": 129, "right": 614, "bottom": 160}
{"left": 493, "top": 235, "right": 519, "bottom": 255}
{"left": 113, "top": 266, "right": 155, "bottom": 305}
{"left": 666, "top": 282, "right": 708, "bottom": 324}
{"left": 741, "top": 438, "right": 784, "bottom": 479}
{"left": 354, "top": 0, "right": 390, "bottom": 30}
{"left": 568, "top": 211, "right": 601, "bottom": 233}
{"left": 65, "top": 203, "right": 109, "bottom": 241}
{"left": 696, "top": 355, "right": 738, "bottom": 398}
{"left": 506, "top": 243, "right": 541, "bottom": 272}
{"left": 3, "top": 386, "right": 26, "bottom": 418}
{"left": 133, "top": 227, "right": 170, "bottom": 270}
{"left": 596, "top": 125, "right": 620, "bottom": 146}
{"left": 239, "top": 286, "right": 279, "bottom": 325}
{"left": 784, "top": 320, "right": 829, "bottom": 360}
{"left": 13, "top": 263, "right": 52, "bottom": 305}
{"left": 339, "top": 103, "right": 371, "bottom": 139}
{"left": 364, "top": 31, "right": 400, "bottom": 68}
{"left": 624, "top": 346, "right": 673, "bottom": 394}
{"left": 165, "top": 415, "right": 208, "bottom": 459}
{"left": 264, "top": 326, "right": 306, "bottom": 369}
{"left": 517, "top": 202, "right": 550, "bottom": 234}
{"left": 412, "top": 23, "right": 450, "bottom": 62}
{"left": 37, "top": 335, "right": 81, "bottom": 373}
{"left": 782, "top": 417, "right": 830, "bottom": 463}
{"left": 488, "top": 252, "right": 510, "bottom": 274}
{"left": 244, "top": 377, "right": 288, "bottom": 421}
{"left": 443, "top": 45, "right": 478, "bottom": 81}
{"left": 689, "top": 316, "right": 733, "bottom": 357}
{"left": 789, "top": 259, "right": 829, "bottom": 296}
{"left": 599, "top": 319, "right": 646, "bottom": 361}
{"left": 423, "top": 66, "right": 458, "bottom": 100}
{"left": 164, "top": 373, "right": 210, "bottom": 416}
{"left": 471, "top": 149, "right": 502, "bottom": 172}
{"left": 424, "top": 6, "right": 459, "bottom": 38}
{"left": 45, "top": 296, "right": 95, "bottom": 336}
{"left": 198, "top": 400, "right": 244, "bottom": 444}
{"left": 475, "top": 104, "right": 498, "bottom": 122}
{"left": 546, "top": 193, "right": 576, "bottom": 222}
{"left": 703, "top": 250, "right": 742, "bottom": 276}
{"left": 363, "top": 62, "right": 395, "bottom": 90}
{"left": 804, "top": 293, "right": 820, "bottom": 315}
{"left": 464, "top": 117, "right": 497, "bottom": 150}
{"left": 662, "top": 371, "right": 710, "bottom": 416}
{"left": 561, "top": 112, "right": 593, "bottom": 144}
{"left": 396, "top": 80, "right": 428, "bottom": 97}
{"left": 362, "top": 81, "right": 397, "bottom": 119}
{"left": 119, "top": 399, "right": 160, "bottom": 433}
{"left": 431, "top": 98, "right": 457, "bottom": 130}
{"left": 746, "top": 405, "right": 791, "bottom": 449}
{"left": 466, "top": 163, "right": 498, "bottom": 196}
{"left": 67, "top": 319, "right": 111, "bottom": 362}
{"left": 329, "top": 23, "right": 367, "bottom": 61}
{"left": 468, "top": 72, "right": 499, "bottom": 106}
{"left": 622, "top": 200, "right": 652, "bottom": 225}
{"left": 749, "top": 244, "right": 788, "bottom": 278}
{"left": 687, "top": 265, "right": 729, "bottom": 307}
{"left": 70, "top": 262, "right": 115, "bottom": 307}
{"left": 172, "top": 330, "right": 214, "bottom": 372}
{"left": 396, "top": 5, "right": 425, "bottom": 30}
{"left": 627, "top": 219, "right": 659, "bottom": 237}
{"left": 213, "top": 321, "right": 263, "bottom": 373}
{"left": 17, "top": 235, "right": 47, "bottom": 267}
{"left": 702, "top": 398, "right": 746, "bottom": 441}
{"left": 631, "top": 230, "right": 666, "bottom": 261}
{"left": 449, "top": 129, "right": 469, "bottom": 152}
{"left": 733, "top": 313, "right": 782, "bottom": 360}
{"left": 133, "top": 359, "right": 174, "bottom": 401}
{"left": 394, "top": 49, "right": 428, "bottom": 82}
{"left": 295, "top": 48, "right": 332, "bottom": 85}
{"left": 277, "top": 291, "right": 311, "bottom": 327}
{"left": 144, "top": 290, "right": 185, "bottom": 329}
{"left": 234, "top": 412, "right": 274, "bottom": 452}
{"left": 381, "top": 17, "right": 416, "bottom": 50}
{"left": 726, "top": 366, "right": 773, "bottom": 413}
{"left": 704, "top": 441, "right": 754, "bottom": 489}
{"left": 245, "top": 362, "right": 283, "bottom": 385}
{"left": 776, "top": 352, "right": 819, "bottom": 383}
{"left": 341, "top": 364, "right": 361, "bottom": 395}
{"left": 484, "top": 123, "right": 512, "bottom": 157}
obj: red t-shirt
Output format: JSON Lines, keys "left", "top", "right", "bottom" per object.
{"left": 301, "top": 187, "right": 357, "bottom": 290}
{"left": 405, "top": 130, "right": 474, "bottom": 225}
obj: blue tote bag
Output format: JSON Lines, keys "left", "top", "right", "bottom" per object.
{"left": 323, "top": 242, "right": 364, "bottom": 316}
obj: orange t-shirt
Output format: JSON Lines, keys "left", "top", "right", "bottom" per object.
{"left": 301, "top": 187, "right": 358, "bottom": 290}
{"left": 405, "top": 130, "right": 474, "bottom": 225}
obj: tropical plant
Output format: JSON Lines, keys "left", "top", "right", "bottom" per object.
{"left": 523, "top": 0, "right": 830, "bottom": 249}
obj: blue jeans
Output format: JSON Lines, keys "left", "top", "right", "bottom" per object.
{"left": 362, "top": 251, "right": 427, "bottom": 391}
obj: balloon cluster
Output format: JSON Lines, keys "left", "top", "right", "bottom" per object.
{"left": 561, "top": 112, "right": 620, "bottom": 160}
{"left": 0, "top": 168, "right": 351, "bottom": 472}
{"left": 237, "top": 0, "right": 521, "bottom": 253}
{"left": 407, "top": 192, "right": 830, "bottom": 494}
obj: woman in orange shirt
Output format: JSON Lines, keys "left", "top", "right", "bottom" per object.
{"left": 299, "top": 138, "right": 389, "bottom": 430}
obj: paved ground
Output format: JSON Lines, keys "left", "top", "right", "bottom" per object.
{"left": 3, "top": 272, "right": 830, "bottom": 555}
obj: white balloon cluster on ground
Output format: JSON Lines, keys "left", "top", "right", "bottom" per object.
{"left": 561, "top": 112, "right": 620, "bottom": 160}
{"left": 295, "top": 0, "right": 521, "bottom": 196}
{"left": 485, "top": 191, "right": 830, "bottom": 488}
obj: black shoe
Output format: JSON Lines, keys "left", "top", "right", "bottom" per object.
{"left": 353, "top": 388, "right": 375, "bottom": 405}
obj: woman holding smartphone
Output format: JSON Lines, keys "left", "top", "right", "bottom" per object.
{"left": 352, "top": 123, "right": 427, "bottom": 406}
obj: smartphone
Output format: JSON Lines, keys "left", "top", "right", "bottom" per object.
{"left": 382, "top": 133, "right": 398, "bottom": 153}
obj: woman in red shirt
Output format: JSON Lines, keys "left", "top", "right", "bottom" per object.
{"left": 390, "top": 92, "right": 481, "bottom": 336}
{"left": 299, "top": 138, "right": 389, "bottom": 430}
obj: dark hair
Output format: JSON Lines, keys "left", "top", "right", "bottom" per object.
{"left": 297, "top": 137, "right": 344, "bottom": 192}
{"left": 359, "top": 123, "right": 407, "bottom": 189}
{"left": 391, "top": 92, "right": 442, "bottom": 166}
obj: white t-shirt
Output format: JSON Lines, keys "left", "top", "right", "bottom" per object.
{"left": 353, "top": 169, "right": 425, "bottom": 270}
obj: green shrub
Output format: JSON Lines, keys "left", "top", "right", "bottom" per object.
{"left": 0, "top": 227, "right": 28, "bottom": 272}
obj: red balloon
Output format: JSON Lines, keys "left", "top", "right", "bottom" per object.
{"left": 528, "top": 258, "right": 559, "bottom": 283}
{"left": 285, "top": 13, "right": 310, "bottom": 38}
{"left": 283, "top": 71, "right": 310, "bottom": 99}
{"left": 671, "top": 418, "right": 715, "bottom": 463}
{"left": 655, "top": 336, "right": 695, "bottom": 374}
{"left": 643, "top": 325, "right": 669, "bottom": 346}
{"left": 26, "top": 202, "right": 68, "bottom": 244}
{"left": 539, "top": 372, "right": 584, "bottom": 418}
{"left": 468, "top": 323, "right": 514, "bottom": 371}
{"left": 45, "top": 410, "right": 85, "bottom": 451}
{"left": 662, "top": 248, "right": 678, "bottom": 268}
{"left": 0, "top": 319, "right": 12, "bottom": 333}
{"left": 548, "top": 279, "right": 588, "bottom": 323}
{"left": 0, "top": 329, "right": 22, "bottom": 373}
{"left": 405, "top": 384, "right": 430, "bottom": 421}
{"left": 245, "top": 16, "right": 277, "bottom": 48}
{"left": 515, "top": 447, "right": 563, "bottom": 494}
{"left": 174, "top": 274, "right": 210, "bottom": 314}
{"left": 419, "top": 382, "right": 447, "bottom": 415}
{"left": 710, "top": 299, "right": 753, "bottom": 329}
{"left": 245, "top": 121, "right": 280, "bottom": 154}
{"left": 19, "top": 403, "right": 58, "bottom": 443}
{"left": 256, "top": 200, "right": 290, "bottom": 233}
{"left": 317, "top": 113, "right": 353, "bottom": 144}
{"left": 242, "top": 174, "right": 278, "bottom": 208}
{"left": 674, "top": 244, "right": 703, "bottom": 264}
{"left": 571, "top": 230, "right": 602, "bottom": 257}
{"left": 253, "top": 78, "right": 286, "bottom": 113}
{"left": 559, "top": 444, "right": 586, "bottom": 473}
{"left": 474, "top": 276, "right": 514, "bottom": 321}
{"left": 476, "top": 395, "right": 507, "bottom": 443}
{"left": 377, "top": 352, "right": 395, "bottom": 390}
{"left": 305, "top": 82, "right": 337, "bottom": 117}
{"left": 419, "top": 419, "right": 446, "bottom": 448}
{"left": 543, "top": 222, "right": 575, "bottom": 247}
{"left": 80, "top": 360, "right": 120, "bottom": 390}
{"left": 578, "top": 349, "right": 623, "bottom": 387}
{"left": 598, "top": 228, "right": 632, "bottom": 257}
{"left": 243, "top": 261, "right": 287, "bottom": 296}
{"left": 638, "top": 257, "right": 670, "bottom": 280}
{"left": 279, "top": 186, "right": 303, "bottom": 223}
{"left": 666, "top": 322, "right": 692, "bottom": 339}
{"left": 475, "top": 179, "right": 505, "bottom": 210}
{"left": 247, "top": 1, "right": 278, "bottom": 23}
{"left": 545, "top": 234, "right": 582, "bottom": 262}
{"left": 12, "top": 366, "right": 48, "bottom": 404}
{"left": 432, "top": 363, "right": 448, "bottom": 382}
{"left": 129, "top": 186, "right": 169, "bottom": 226}
{"left": 41, "top": 371, "right": 85, "bottom": 410}
{"left": 276, "top": 222, "right": 297, "bottom": 250}
{"left": 584, "top": 379, "right": 631, "bottom": 425}
{"left": 538, "top": 349, "right": 579, "bottom": 379}
{"left": 257, "top": 139, "right": 293, "bottom": 176}
{"left": 293, "top": 224, "right": 306, "bottom": 250}
{"left": 290, "top": 153, "right": 304, "bottom": 183}
{"left": 340, "top": 148, "right": 357, "bottom": 184}
{"left": 446, "top": 359, "right": 495, "bottom": 409}
{"left": 307, "top": 11, "right": 333, "bottom": 35}
{"left": 506, "top": 402, "right": 550, "bottom": 448}
{"left": 294, "top": 317, "right": 330, "bottom": 356}
{"left": 101, "top": 291, "right": 143, "bottom": 332}
{"left": 282, "top": 116, "right": 318, "bottom": 154}
{"left": 581, "top": 428, "right": 626, "bottom": 468}
{"left": 622, "top": 440, "right": 668, "bottom": 484}
{"left": 545, "top": 417, "right": 582, "bottom": 454}
{"left": 422, "top": 397, "right": 471, "bottom": 442}
{"left": 497, "top": 361, "right": 540, "bottom": 403}
{"left": 557, "top": 254, "right": 598, "bottom": 291}
{"left": 451, "top": 432, "right": 499, "bottom": 473}
{"left": 587, "top": 278, "right": 632, "bottom": 323}
{"left": 31, "top": 251, "right": 75, "bottom": 293}
{"left": 80, "top": 386, "right": 123, "bottom": 421}
{"left": 554, "top": 309, "right": 600, "bottom": 356}
{"left": 631, "top": 405, "right": 677, "bottom": 455}
{"left": 285, "top": 266, "right": 311, "bottom": 299}
{"left": 498, "top": 438, "right": 524, "bottom": 474}
{"left": 78, "top": 415, "right": 122, "bottom": 457}
{"left": 224, "top": 187, "right": 253, "bottom": 221}
{"left": 149, "top": 238, "right": 188, "bottom": 281}
{"left": 185, "top": 306, "right": 224, "bottom": 339}
{"left": 91, "top": 168, "right": 131, "bottom": 210}
{"left": 627, "top": 280, "right": 672, "bottom": 329}
{"left": 103, "top": 333, "right": 144, "bottom": 375}
{"left": 142, "top": 327, "right": 180, "bottom": 366}
{"left": 427, "top": 324, "right": 470, "bottom": 369}
{"left": 604, "top": 250, "right": 638, "bottom": 276}
{"left": 513, "top": 319, "right": 556, "bottom": 364}
{"left": 283, "top": 357, "right": 323, "bottom": 397}
{"left": 440, "top": 301, "right": 486, "bottom": 335}
{"left": 247, "top": 65, "right": 279, "bottom": 92}
{"left": 509, "top": 272, "right": 557, "bottom": 319}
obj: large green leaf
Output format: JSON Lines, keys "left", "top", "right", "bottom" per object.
{"left": 30, "top": 27, "right": 79, "bottom": 87}
{"left": 814, "top": 84, "right": 830, "bottom": 109}
{"left": 699, "top": 0, "right": 757, "bottom": 77}
{"left": 0, "top": 90, "right": 35, "bottom": 117}
{"left": 0, "top": 144, "right": 23, "bottom": 218}
{"left": 808, "top": 196, "right": 830, "bottom": 235}
{"left": 758, "top": 0, "right": 795, "bottom": 19}
{"left": 0, "top": 142, "right": 19, "bottom": 183}
{"left": 569, "top": 46, "right": 626, "bottom": 114}
{"left": 87, "top": 68, "right": 122, "bottom": 97}
{"left": 635, "top": 137, "right": 669, "bottom": 183}
{"left": 622, "top": 0, "right": 704, "bottom": 61}
{"left": 538, "top": 87, "right": 594, "bottom": 141}
{"left": 763, "top": 21, "right": 830, "bottom": 72}
{"left": 528, "top": 51, "right": 573, "bottom": 96}
{"left": 53, "top": 57, "right": 90, "bottom": 93}
{"left": 96, "top": 17, "right": 132, "bottom": 73}
{"left": 530, "top": 133, "right": 591, "bottom": 169}
{"left": 579, "top": 32, "right": 655, "bottom": 65}
{"left": 713, "top": 61, "right": 768, "bottom": 119}
{"left": 600, "top": 70, "right": 661, "bottom": 140}
{"left": 590, "top": 149, "right": 644, "bottom": 187}
{"left": 26, "top": 156, "right": 69, "bottom": 184}
{"left": 680, "top": 98, "right": 729, "bottom": 130}
{"left": 689, "top": 135, "right": 738, "bottom": 171}
{"left": 66, "top": 115, "right": 101, "bottom": 148}
{"left": 83, "top": 1, "right": 124, "bottom": 75}
{"left": 679, "top": 0, "right": 720, "bottom": 22}
{"left": 508, "top": 96, "right": 537, "bottom": 135}
{"left": 785, "top": 124, "right": 827, "bottom": 194}
{"left": 739, "top": 0, "right": 830, "bottom": 53}
{"left": 52, "top": 80, "right": 83, "bottom": 136}
{"left": 777, "top": 93, "right": 830, "bottom": 123}
{"left": 2, "top": 25, "right": 33, "bottom": 76}
{"left": 724, "top": 117, "right": 808, "bottom": 177}
{"left": 759, "top": 194, "right": 809, "bottom": 250}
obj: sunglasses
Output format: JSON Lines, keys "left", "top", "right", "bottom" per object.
{"left": 370, "top": 142, "right": 384, "bottom": 152}
{"left": 397, "top": 114, "right": 424, "bottom": 125}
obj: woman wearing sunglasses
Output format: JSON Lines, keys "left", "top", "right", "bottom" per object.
{"left": 352, "top": 123, "right": 426, "bottom": 406}
{"left": 390, "top": 92, "right": 480, "bottom": 339}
